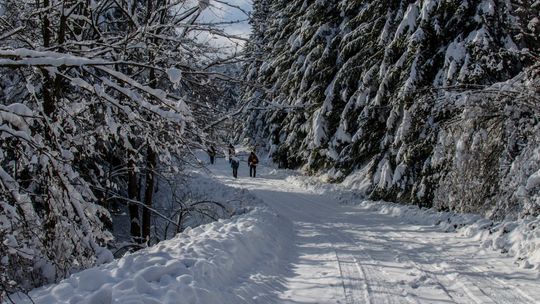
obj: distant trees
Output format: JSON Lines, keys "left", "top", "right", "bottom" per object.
{"left": 0, "top": 0, "right": 243, "bottom": 295}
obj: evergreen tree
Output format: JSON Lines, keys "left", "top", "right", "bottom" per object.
{"left": 241, "top": 0, "right": 540, "bottom": 218}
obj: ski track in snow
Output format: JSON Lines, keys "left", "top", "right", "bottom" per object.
{"left": 212, "top": 156, "right": 540, "bottom": 304}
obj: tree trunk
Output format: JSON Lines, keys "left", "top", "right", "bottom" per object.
{"left": 142, "top": 146, "right": 156, "bottom": 242}
{"left": 40, "top": 0, "right": 56, "bottom": 118}
{"left": 128, "top": 157, "right": 142, "bottom": 242}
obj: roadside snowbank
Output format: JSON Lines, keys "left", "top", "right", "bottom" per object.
{"left": 8, "top": 181, "right": 292, "bottom": 304}
{"left": 463, "top": 216, "right": 540, "bottom": 269}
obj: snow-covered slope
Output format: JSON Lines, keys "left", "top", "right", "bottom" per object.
{"left": 241, "top": 0, "right": 540, "bottom": 219}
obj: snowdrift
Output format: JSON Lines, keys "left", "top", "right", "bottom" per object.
{"left": 7, "top": 183, "right": 292, "bottom": 304}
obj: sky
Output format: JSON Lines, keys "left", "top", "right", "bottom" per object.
{"left": 201, "top": 0, "right": 253, "bottom": 51}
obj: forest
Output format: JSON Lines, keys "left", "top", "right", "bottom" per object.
{"left": 1, "top": 0, "right": 540, "bottom": 302}
{"left": 242, "top": 0, "right": 540, "bottom": 218}
{"left": 0, "top": 0, "right": 245, "bottom": 296}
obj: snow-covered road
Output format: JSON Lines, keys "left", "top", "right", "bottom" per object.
{"left": 213, "top": 159, "right": 540, "bottom": 304}
{"left": 11, "top": 156, "right": 540, "bottom": 304}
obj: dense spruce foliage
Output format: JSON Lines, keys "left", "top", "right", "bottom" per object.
{"left": 242, "top": 0, "right": 540, "bottom": 218}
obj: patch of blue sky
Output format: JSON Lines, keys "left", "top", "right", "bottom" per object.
{"left": 201, "top": 0, "right": 252, "bottom": 50}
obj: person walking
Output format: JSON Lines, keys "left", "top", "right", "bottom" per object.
{"left": 230, "top": 156, "right": 240, "bottom": 178}
{"left": 248, "top": 151, "right": 259, "bottom": 178}
{"left": 228, "top": 143, "right": 235, "bottom": 164}
{"left": 207, "top": 145, "right": 216, "bottom": 164}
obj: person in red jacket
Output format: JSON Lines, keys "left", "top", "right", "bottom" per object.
{"left": 248, "top": 151, "right": 259, "bottom": 178}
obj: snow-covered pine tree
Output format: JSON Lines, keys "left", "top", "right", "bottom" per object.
{"left": 241, "top": 0, "right": 540, "bottom": 218}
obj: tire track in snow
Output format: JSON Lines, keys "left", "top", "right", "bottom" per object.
{"left": 257, "top": 190, "right": 351, "bottom": 303}
{"left": 346, "top": 250, "right": 416, "bottom": 304}
{"left": 410, "top": 237, "right": 536, "bottom": 304}
{"left": 269, "top": 190, "right": 371, "bottom": 304}
{"left": 294, "top": 193, "right": 489, "bottom": 304}
{"left": 469, "top": 264, "right": 538, "bottom": 303}
{"left": 335, "top": 235, "right": 419, "bottom": 304}
{"left": 271, "top": 187, "right": 534, "bottom": 304}
{"left": 334, "top": 248, "right": 370, "bottom": 304}
{"left": 386, "top": 230, "right": 536, "bottom": 304}
{"left": 380, "top": 232, "right": 482, "bottom": 304}
{"left": 450, "top": 258, "right": 536, "bottom": 304}
{"left": 284, "top": 193, "right": 375, "bottom": 304}
{"left": 287, "top": 192, "right": 418, "bottom": 304}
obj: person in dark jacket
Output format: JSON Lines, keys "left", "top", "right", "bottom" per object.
{"left": 248, "top": 151, "right": 259, "bottom": 178}
{"left": 207, "top": 145, "right": 216, "bottom": 164}
{"left": 228, "top": 144, "right": 235, "bottom": 164}
{"left": 230, "top": 156, "right": 239, "bottom": 178}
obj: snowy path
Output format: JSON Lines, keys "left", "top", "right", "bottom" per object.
{"left": 11, "top": 157, "right": 540, "bottom": 304}
{"left": 211, "top": 160, "right": 540, "bottom": 304}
